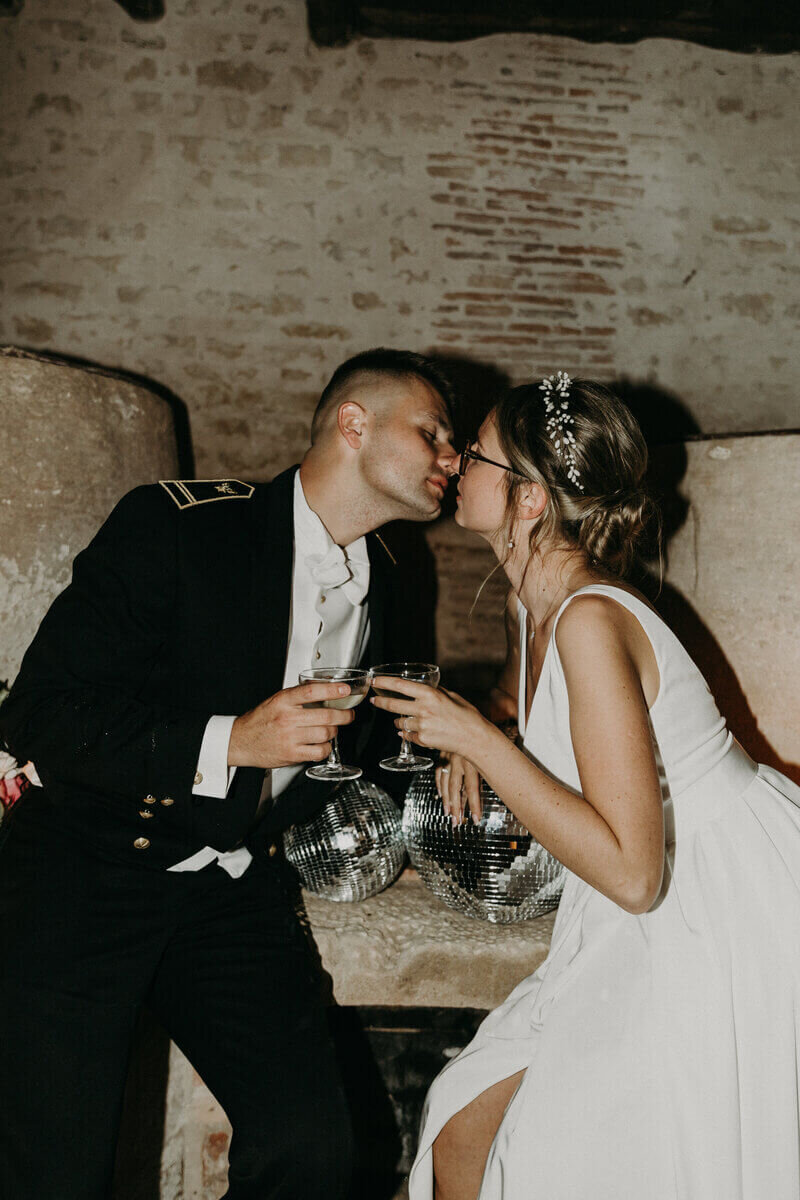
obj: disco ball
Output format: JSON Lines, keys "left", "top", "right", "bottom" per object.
{"left": 402, "top": 770, "right": 565, "bottom": 923}
{"left": 283, "top": 778, "right": 406, "bottom": 902}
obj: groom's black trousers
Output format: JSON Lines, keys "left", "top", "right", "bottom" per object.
{"left": 0, "top": 794, "right": 353, "bottom": 1200}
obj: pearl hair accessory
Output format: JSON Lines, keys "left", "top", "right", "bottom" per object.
{"left": 539, "top": 371, "right": 584, "bottom": 491}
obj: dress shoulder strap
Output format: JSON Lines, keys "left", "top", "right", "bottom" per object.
{"left": 553, "top": 582, "right": 656, "bottom": 623}
{"left": 550, "top": 583, "right": 670, "bottom": 704}
{"left": 516, "top": 593, "right": 527, "bottom": 732}
{"left": 552, "top": 583, "right": 665, "bottom": 646}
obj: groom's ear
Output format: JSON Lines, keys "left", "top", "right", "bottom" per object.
{"left": 337, "top": 401, "right": 367, "bottom": 450}
{"left": 516, "top": 482, "right": 548, "bottom": 522}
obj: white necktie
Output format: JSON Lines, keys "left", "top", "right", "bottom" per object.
{"left": 306, "top": 543, "right": 369, "bottom": 606}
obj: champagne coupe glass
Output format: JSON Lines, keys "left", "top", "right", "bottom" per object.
{"left": 371, "top": 662, "right": 441, "bottom": 772}
{"left": 299, "top": 667, "right": 371, "bottom": 781}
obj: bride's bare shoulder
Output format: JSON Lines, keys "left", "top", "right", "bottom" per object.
{"left": 555, "top": 586, "right": 651, "bottom": 656}
{"left": 555, "top": 586, "right": 661, "bottom": 707}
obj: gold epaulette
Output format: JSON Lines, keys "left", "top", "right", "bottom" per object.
{"left": 159, "top": 479, "right": 255, "bottom": 509}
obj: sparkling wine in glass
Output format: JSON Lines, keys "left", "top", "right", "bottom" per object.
{"left": 371, "top": 662, "right": 441, "bottom": 772}
{"left": 299, "top": 667, "right": 370, "bottom": 781}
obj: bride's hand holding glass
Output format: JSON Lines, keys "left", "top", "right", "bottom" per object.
{"left": 370, "top": 662, "right": 440, "bottom": 772}
{"left": 370, "top": 675, "right": 487, "bottom": 771}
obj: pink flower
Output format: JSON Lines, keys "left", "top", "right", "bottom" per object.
{"left": 0, "top": 750, "right": 33, "bottom": 812}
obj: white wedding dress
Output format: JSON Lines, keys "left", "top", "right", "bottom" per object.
{"left": 409, "top": 584, "right": 800, "bottom": 1199}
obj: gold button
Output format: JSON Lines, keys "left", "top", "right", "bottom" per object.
{"left": 268, "top": 843, "right": 278, "bottom": 858}
{"left": 193, "top": 771, "right": 203, "bottom": 786}
{"left": 161, "top": 796, "right": 175, "bottom": 807}
{"left": 315, "top": 650, "right": 321, "bottom": 660}
{"left": 138, "top": 809, "right": 154, "bottom": 819}
{"left": 133, "top": 837, "right": 150, "bottom": 850}
{"left": 143, "top": 795, "right": 156, "bottom": 805}
{"left": 320, "top": 594, "right": 326, "bottom": 604}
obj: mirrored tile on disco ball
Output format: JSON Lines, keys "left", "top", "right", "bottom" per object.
{"left": 402, "top": 770, "right": 565, "bottom": 923}
{"left": 284, "top": 779, "right": 406, "bottom": 902}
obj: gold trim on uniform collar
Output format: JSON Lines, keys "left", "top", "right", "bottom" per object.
{"left": 373, "top": 533, "right": 397, "bottom": 566}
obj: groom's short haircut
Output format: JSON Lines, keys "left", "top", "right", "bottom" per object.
{"left": 310, "top": 348, "right": 455, "bottom": 443}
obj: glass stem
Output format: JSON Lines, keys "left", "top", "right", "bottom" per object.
{"left": 327, "top": 733, "right": 342, "bottom": 769}
{"left": 399, "top": 729, "right": 414, "bottom": 763}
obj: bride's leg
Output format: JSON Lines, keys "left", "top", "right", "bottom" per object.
{"left": 432, "top": 1070, "right": 525, "bottom": 1200}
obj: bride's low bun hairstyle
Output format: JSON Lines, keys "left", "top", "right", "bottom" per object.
{"left": 576, "top": 487, "right": 655, "bottom": 579}
{"left": 494, "top": 378, "right": 659, "bottom": 578}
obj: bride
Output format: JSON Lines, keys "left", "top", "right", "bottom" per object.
{"left": 371, "top": 373, "right": 800, "bottom": 1200}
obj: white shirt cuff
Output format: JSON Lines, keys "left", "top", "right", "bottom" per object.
{"left": 193, "top": 715, "right": 237, "bottom": 798}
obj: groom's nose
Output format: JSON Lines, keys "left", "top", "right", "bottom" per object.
{"left": 439, "top": 443, "right": 460, "bottom": 476}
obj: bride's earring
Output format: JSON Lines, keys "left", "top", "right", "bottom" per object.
{"left": 507, "top": 539, "right": 515, "bottom": 549}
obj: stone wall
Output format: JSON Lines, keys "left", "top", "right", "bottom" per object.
{"left": 1, "top": 0, "right": 798, "bottom": 489}
{"left": 0, "top": 350, "right": 180, "bottom": 682}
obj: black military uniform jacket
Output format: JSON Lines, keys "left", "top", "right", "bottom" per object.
{"left": 0, "top": 467, "right": 396, "bottom": 869}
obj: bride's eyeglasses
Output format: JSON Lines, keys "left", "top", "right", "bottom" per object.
{"left": 458, "top": 445, "right": 526, "bottom": 478}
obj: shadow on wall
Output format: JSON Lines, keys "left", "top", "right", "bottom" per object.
{"left": 620, "top": 380, "right": 799, "bottom": 786}
{"left": 434, "top": 352, "right": 511, "bottom": 452}
{"left": 655, "top": 580, "right": 799, "bottom": 786}
{"left": 376, "top": 354, "right": 511, "bottom": 667}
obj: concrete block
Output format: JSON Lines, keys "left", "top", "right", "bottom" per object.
{"left": 0, "top": 348, "right": 180, "bottom": 684}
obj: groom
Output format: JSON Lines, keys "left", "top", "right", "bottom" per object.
{"left": 0, "top": 348, "right": 457, "bottom": 1199}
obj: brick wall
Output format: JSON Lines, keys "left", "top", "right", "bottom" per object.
{"left": 1, "top": 1, "right": 798, "bottom": 489}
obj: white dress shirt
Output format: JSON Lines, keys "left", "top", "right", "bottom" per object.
{"left": 169, "top": 471, "right": 370, "bottom": 876}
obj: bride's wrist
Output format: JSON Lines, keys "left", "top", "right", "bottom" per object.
{"left": 464, "top": 714, "right": 506, "bottom": 773}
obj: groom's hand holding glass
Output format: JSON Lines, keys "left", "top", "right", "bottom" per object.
{"left": 227, "top": 680, "right": 356, "bottom": 769}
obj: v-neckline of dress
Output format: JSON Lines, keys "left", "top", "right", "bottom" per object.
{"left": 517, "top": 584, "right": 609, "bottom": 738}
{"left": 518, "top": 602, "right": 556, "bottom": 740}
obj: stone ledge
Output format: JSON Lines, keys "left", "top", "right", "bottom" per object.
{"left": 303, "top": 867, "right": 556, "bottom": 1010}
